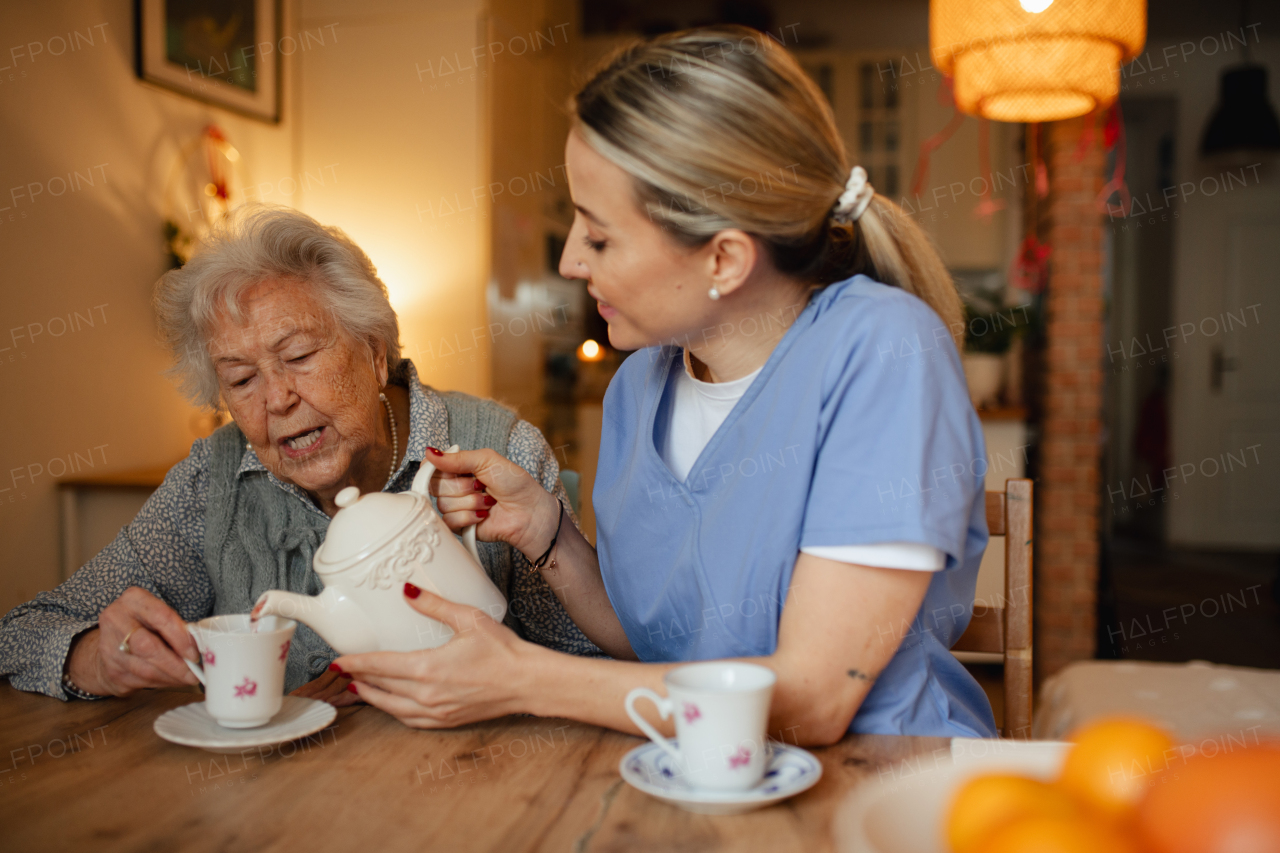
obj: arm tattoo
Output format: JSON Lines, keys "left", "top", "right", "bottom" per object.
{"left": 847, "top": 668, "right": 877, "bottom": 683}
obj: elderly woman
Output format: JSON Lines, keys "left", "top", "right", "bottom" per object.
{"left": 0, "top": 206, "right": 596, "bottom": 702}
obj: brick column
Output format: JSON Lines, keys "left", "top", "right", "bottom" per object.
{"left": 1036, "top": 116, "right": 1106, "bottom": 681}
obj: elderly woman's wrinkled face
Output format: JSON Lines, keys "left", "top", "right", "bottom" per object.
{"left": 208, "top": 278, "right": 386, "bottom": 498}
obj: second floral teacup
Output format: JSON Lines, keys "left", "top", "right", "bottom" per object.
{"left": 625, "top": 661, "right": 776, "bottom": 791}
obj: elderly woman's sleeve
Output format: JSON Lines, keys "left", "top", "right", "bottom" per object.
{"left": 0, "top": 441, "right": 217, "bottom": 699}
{"left": 504, "top": 420, "right": 606, "bottom": 657}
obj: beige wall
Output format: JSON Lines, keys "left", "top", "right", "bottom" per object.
{"left": 0, "top": 0, "right": 495, "bottom": 613}
{"left": 0, "top": 1, "right": 294, "bottom": 612}
{"left": 296, "top": 0, "right": 491, "bottom": 396}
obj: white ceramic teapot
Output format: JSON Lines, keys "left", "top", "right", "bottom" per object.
{"left": 251, "top": 445, "right": 507, "bottom": 654}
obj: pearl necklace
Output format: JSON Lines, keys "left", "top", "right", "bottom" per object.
{"left": 380, "top": 392, "right": 398, "bottom": 484}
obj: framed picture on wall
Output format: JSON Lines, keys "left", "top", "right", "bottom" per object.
{"left": 135, "top": 0, "right": 281, "bottom": 123}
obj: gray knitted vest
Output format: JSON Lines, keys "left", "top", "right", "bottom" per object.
{"left": 203, "top": 390, "right": 517, "bottom": 692}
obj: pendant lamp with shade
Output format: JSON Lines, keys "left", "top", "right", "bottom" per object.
{"left": 930, "top": 0, "right": 1147, "bottom": 123}
{"left": 1201, "top": 2, "right": 1280, "bottom": 159}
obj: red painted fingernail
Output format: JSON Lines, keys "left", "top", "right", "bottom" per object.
{"left": 474, "top": 480, "right": 486, "bottom": 491}
{"left": 484, "top": 495, "right": 497, "bottom": 506}
{"left": 427, "top": 447, "right": 443, "bottom": 456}
{"left": 404, "top": 582, "right": 421, "bottom": 598}
{"left": 329, "top": 663, "right": 344, "bottom": 674}
{"left": 476, "top": 509, "right": 489, "bottom": 519}
{"left": 346, "top": 682, "right": 359, "bottom": 694}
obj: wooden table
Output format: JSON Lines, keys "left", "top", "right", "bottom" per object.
{"left": 0, "top": 683, "right": 947, "bottom": 852}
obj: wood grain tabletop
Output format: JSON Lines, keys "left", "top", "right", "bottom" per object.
{"left": 0, "top": 682, "right": 948, "bottom": 852}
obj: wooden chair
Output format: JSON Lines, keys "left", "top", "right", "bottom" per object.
{"left": 953, "top": 478, "right": 1034, "bottom": 738}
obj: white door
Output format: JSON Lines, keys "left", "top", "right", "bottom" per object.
{"left": 1169, "top": 220, "right": 1280, "bottom": 547}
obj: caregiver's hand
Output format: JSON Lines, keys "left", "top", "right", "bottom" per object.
{"left": 65, "top": 586, "right": 200, "bottom": 696}
{"left": 333, "top": 582, "right": 531, "bottom": 728}
{"left": 424, "top": 446, "right": 561, "bottom": 561}
{"left": 426, "top": 448, "right": 635, "bottom": 661}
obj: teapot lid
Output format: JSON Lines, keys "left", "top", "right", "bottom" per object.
{"left": 315, "top": 486, "right": 425, "bottom": 568}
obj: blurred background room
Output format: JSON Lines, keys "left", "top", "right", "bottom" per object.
{"left": 1, "top": 0, "right": 1277, "bottom": 736}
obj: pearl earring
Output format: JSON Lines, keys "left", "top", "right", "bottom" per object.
{"left": 708, "top": 287, "right": 721, "bottom": 301}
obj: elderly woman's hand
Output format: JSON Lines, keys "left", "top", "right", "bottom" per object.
{"left": 425, "top": 447, "right": 562, "bottom": 563}
{"left": 332, "top": 582, "right": 532, "bottom": 728}
{"left": 290, "top": 668, "right": 364, "bottom": 707}
{"left": 65, "top": 587, "right": 201, "bottom": 696}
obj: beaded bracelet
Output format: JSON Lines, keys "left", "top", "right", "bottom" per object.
{"left": 529, "top": 502, "right": 565, "bottom": 573}
{"left": 62, "top": 668, "right": 106, "bottom": 701}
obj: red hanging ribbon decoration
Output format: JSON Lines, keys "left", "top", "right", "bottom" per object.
{"left": 910, "top": 77, "right": 967, "bottom": 197}
{"left": 972, "top": 117, "right": 1006, "bottom": 220}
{"left": 1096, "top": 102, "right": 1130, "bottom": 217}
{"left": 1011, "top": 234, "right": 1051, "bottom": 294}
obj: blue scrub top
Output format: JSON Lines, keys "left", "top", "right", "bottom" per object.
{"left": 593, "top": 275, "right": 998, "bottom": 738}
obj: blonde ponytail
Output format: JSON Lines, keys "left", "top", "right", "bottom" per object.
{"left": 573, "top": 26, "right": 963, "bottom": 339}
{"left": 850, "top": 197, "right": 964, "bottom": 336}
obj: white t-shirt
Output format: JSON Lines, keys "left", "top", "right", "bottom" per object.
{"left": 659, "top": 352, "right": 945, "bottom": 572}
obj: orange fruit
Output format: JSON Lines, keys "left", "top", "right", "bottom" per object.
{"left": 1136, "top": 741, "right": 1280, "bottom": 853}
{"left": 947, "top": 774, "right": 1079, "bottom": 853}
{"left": 1057, "top": 717, "right": 1175, "bottom": 819}
{"left": 980, "top": 816, "right": 1139, "bottom": 853}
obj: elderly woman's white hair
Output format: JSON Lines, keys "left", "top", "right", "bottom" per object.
{"left": 154, "top": 205, "right": 402, "bottom": 410}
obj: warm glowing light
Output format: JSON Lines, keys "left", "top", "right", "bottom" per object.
{"left": 204, "top": 183, "right": 218, "bottom": 196}
{"left": 348, "top": 240, "right": 428, "bottom": 315}
{"left": 577, "top": 339, "right": 605, "bottom": 362}
{"left": 931, "top": 0, "right": 1145, "bottom": 122}
{"left": 223, "top": 145, "right": 241, "bottom": 162}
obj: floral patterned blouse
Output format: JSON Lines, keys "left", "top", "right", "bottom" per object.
{"left": 0, "top": 360, "right": 598, "bottom": 699}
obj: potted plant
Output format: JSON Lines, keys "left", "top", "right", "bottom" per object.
{"left": 960, "top": 285, "right": 1032, "bottom": 410}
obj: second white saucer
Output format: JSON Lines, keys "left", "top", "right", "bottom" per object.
{"left": 619, "top": 741, "right": 823, "bottom": 815}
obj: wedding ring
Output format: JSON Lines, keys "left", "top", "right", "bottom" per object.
{"left": 118, "top": 627, "right": 140, "bottom": 655}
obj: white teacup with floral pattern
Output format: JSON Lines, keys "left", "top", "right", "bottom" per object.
{"left": 184, "top": 614, "right": 297, "bottom": 728}
{"left": 625, "top": 661, "right": 776, "bottom": 791}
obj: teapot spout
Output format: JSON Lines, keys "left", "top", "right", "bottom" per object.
{"left": 251, "top": 587, "right": 380, "bottom": 655}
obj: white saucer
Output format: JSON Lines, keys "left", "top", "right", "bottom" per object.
{"left": 154, "top": 696, "right": 337, "bottom": 754}
{"left": 619, "top": 741, "right": 823, "bottom": 814}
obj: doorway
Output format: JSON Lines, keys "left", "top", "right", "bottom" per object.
{"left": 1097, "top": 96, "right": 1280, "bottom": 665}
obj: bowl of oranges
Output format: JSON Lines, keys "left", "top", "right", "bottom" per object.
{"left": 835, "top": 717, "right": 1280, "bottom": 853}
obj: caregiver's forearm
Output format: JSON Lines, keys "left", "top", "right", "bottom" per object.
{"left": 521, "top": 643, "right": 676, "bottom": 735}
{"left": 530, "top": 498, "right": 636, "bottom": 660}
{"left": 518, "top": 644, "right": 850, "bottom": 747}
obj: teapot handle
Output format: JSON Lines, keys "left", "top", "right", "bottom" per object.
{"left": 412, "top": 444, "right": 483, "bottom": 565}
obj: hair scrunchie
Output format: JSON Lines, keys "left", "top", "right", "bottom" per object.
{"left": 831, "top": 165, "right": 875, "bottom": 223}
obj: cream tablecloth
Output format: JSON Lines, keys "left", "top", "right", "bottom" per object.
{"left": 1034, "top": 659, "right": 1280, "bottom": 744}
